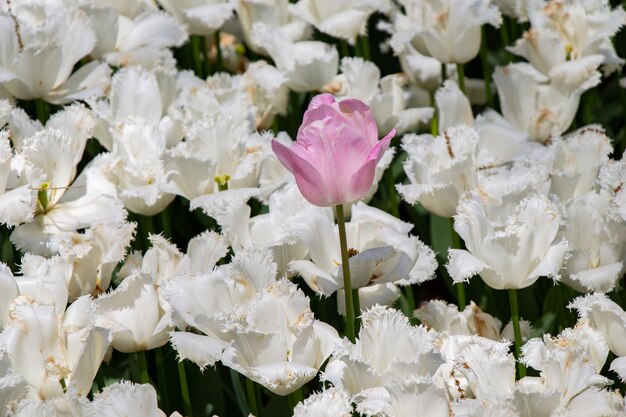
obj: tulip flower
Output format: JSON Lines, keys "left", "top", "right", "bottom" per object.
{"left": 272, "top": 93, "right": 395, "bottom": 208}
{"left": 272, "top": 93, "right": 395, "bottom": 341}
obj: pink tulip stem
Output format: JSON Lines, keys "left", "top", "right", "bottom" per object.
{"left": 508, "top": 288, "right": 527, "bottom": 378}
{"left": 335, "top": 204, "right": 356, "bottom": 342}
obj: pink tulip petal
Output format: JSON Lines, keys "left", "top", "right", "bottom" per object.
{"left": 272, "top": 94, "right": 393, "bottom": 207}
{"left": 337, "top": 98, "right": 371, "bottom": 114}
{"left": 346, "top": 132, "right": 394, "bottom": 202}
{"left": 306, "top": 93, "right": 336, "bottom": 111}
{"left": 376, "top": 128, "right": 396, "bottom": 163}
{"left": 272, "top": 139, "right": 333, "bottom": 206}
{"left": 346, "top": 157, "right": 378, "bottom": 203}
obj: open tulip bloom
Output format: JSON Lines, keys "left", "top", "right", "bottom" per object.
{"left": 271, "top": 93, "right": 395, "bottom": 208}
{"left": 272, "top": 93, "right": 395, "bottom": 340}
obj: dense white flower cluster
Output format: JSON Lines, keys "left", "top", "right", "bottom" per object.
{"left": 0, "top": 0, "right": 624, "bottom": 416}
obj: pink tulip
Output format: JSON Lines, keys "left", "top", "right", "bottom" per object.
{"left": 272, "top": 94, "right": 396, "bottom": 207}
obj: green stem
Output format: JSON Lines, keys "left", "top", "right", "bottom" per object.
{"left": 95, "top": 368, "right": 106, "bottom": 391}
{"left": 402, "top": 286, "right": 417, "bottom": 322}
{"left": 228, "top": 369, "right": 250, "bottom": 416}
{"left": 214, "top": 31, "right": 223, "bottom": 72}
{"left": 201, "top": 36, "right": 212, "bottom": 76}
{"left": 450, "top": 219, "right": 466, "bottom": 310}
{"left": 441, "top": 62, "right": 447, "bottom": 82}
{"left": 359, "top": 36, "right": 371, "bottom": 61}
{"left": 160, "top": 209, "right": 172, "bottom": 239}
{"left": 352, "top": 288, "right": 361, "bottom": 330}
{"left": 430, "top": 92, "right": 438, "bottom": 136}
{"left": 245, "top": 377, "right": 260, "bottom": 417}
{"left": 34, "top": 99, "right": 50, "bottom": 124}
{"left": 508, "top": 288, "right": 527, "bottom": 378}
{"left": 288, "top": 388, "right": 304, "bottom": 410}
{"left": 501, "top": 18, "right": 513, "bottom": 63}
{"left": 136, "top": 351, "right": 150, "bottom": 384}
{"left": 335, "top": 204, "right": 355, "bottom": 342}
{"left": 177, "top": 360, "right": 193, "bottom": 417}
{"left": 155, "top": 348, "right": 170, "bottom": 412}
{"left": 354, "top": 39, "right": 363, "bottom": 58}
{"left": 339, "top": 41, "right": 350, "bottom": 58}
{"left": 191, "top": 36, "right": 205, "bottom": 78}
{"left": 138, "top": 215, "right": 155, "bottom": 251}
{"left": 456, "top": 63, "right": 466, "bottom": 94}
{"left": 479, "top": 27, "right": 494, "bottom": 108}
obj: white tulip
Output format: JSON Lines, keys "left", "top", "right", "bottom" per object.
{"left": 1, "top": 296, "right": 111, "bottom": 401}
{"left": 14, "top": 254, "right": 71, "bottom": 312}
{"left": 447, "top": 194, "right": 569, "bottom": 289}
{"left": 370, "top": 74, "right": 434, "bottom": 135}
{"left": 236, "top": 0, "right": 311, "bottom": 55}
{"left": 86, "top": 5, "right": 187, "bottom": 69}
{"left": 293, "top": 387, "right": 352, "bottom": 417}
{"left": 97, "top": 117, "right": 174, "bottom": 215}
{"left": 0, "top": 8, "right": 111, "bottom": 104}
{"left": 251, "top": 24, "right": 339, "bottom": 93}
{"left": 164, "top": 249, "right": 280, "bottom": 369}
{"left": 493, "top": 0, "right": 531, "bottom": 22}
{"left": 95, "top": 272, "right": 172, "bottom": 353}
{"left": 570, "top": 293, "right": 626, "bottom": 358}
{"left": 598, "top": 157, "right": 626, "bottom": 222}
{"left": 385, "top": 379, "right": 451, "bottom": 417}
{"left": 397, "top": 124, "right": 479, "bottom": 218}
{"left": 84, "top": 381, "right": 171, "bottom": 416}
{"left": 322, "top": 306, "right": 444, "bottom": 415}
{"left": 289, "top": 202, "right": 437, "bottom": 310}
{"left": 0, "top": 130, "right": 34, "bottom": 227}
{"left": 434, "top": 80, "right": 473, "bottom": 132}
{"left": 4, "top": 108, "right": 126, "bottom": 255}
{"left": 559, "top": 190, "right": 625, "bottom": 293}
{"left": 169, "top": 114, "right": 268, "bottom": 192}
{"left": 512, "top": 125, "right": 613, "bottom": 203}
{"left": 222, "top": 279, "right": 339, "bottom": 395}
{"left": 510, "top": 0, "right": 626, "bottom": 75}
{"left": 289, "top": 0, "right": 376, "bottom": 44}
{"left": 415, "top": 300, "right": 502, "bottom": 341}
{"left": 517, "top": 322, "right": 621, "bottom": 416}
{"left": 392, "top": 0, "right": 502, "bottom": 64}
{"left": 243, "top": 61, "right": 290, "bottom": 130}
{"left": 493, "top": 61, "right": 601, "bottom": 142}
{"left": 325, "top": 57, "right": 381, "bottom": 104}
{"left": 473, "top": 109, "right": 542, "bottom": 166}
{"left": 54, "top": 222, "right": 137, "bottom": 300}
{"left": 199, "top": 183, "right": 319, "bottom": 277}
{"left": 89, "top": 66, "right": 182, "bottom": 151}
{"left": 157, "top": 0, "right": 234, "bottom": 35}
{"left": 0, "top": 264, "right": 17, "bottom": 329}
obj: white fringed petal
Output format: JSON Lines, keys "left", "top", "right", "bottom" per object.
{"left": 170, "top": 332, "right": 232, "bottom": 370}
